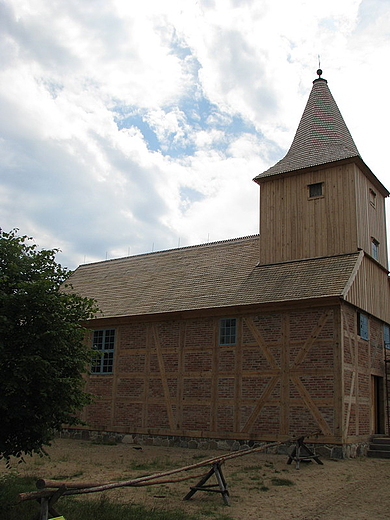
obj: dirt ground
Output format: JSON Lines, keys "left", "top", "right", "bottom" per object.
{"left": 3, "top": 438, "right": 390, "bottom": 520}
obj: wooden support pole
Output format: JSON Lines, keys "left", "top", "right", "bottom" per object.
{"left": 287, "top": 436, "right": 323, "bottom": 469}
{"left": 19, "top": 434, "right": 322, "bottom": 511}
{"left": 19, "top": 440, "right": 287, "bottom": 504}
{"left": 36, "top": 479, "right": 103, "bottom": 490}
{"left": 37, "top": 485, "right": 66, "bottom": 520}
{"left": 38, "top": 498, "right": 48, "bottom": 520}
{"left": 184, "top": 462, "right": 230, "bottom": 505}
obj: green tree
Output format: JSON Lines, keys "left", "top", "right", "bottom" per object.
{"left": 0, "top": 229, "right": 97, "bottom": 462}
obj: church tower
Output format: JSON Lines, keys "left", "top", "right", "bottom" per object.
{"left": 254, "top": 70, "right": 389, "bottom": 269}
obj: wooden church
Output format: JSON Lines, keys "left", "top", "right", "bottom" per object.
{"left": 67, "top": 71, "right": 390, "bottom": 457}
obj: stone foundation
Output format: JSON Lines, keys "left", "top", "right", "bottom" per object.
{"left": 59, "top": 429, "right": 369, "bottom": 459}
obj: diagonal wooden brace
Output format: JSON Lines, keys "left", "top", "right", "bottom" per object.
{"left": 37, "top": 485, "right": 67, "bottom": 520}
{"left": 287, "top": 436, "right": 323, "bottom": 469}
{"left": 184, "top": 462, "right": 230, "bottom": 505}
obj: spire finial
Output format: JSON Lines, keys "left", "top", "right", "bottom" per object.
{"left": 316, "top": 55, "right": 323, "bottom": 78}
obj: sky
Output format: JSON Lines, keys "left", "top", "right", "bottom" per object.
{"left": 1, "top": 0, "right": 390, "bottom": 270}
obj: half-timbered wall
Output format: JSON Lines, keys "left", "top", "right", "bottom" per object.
{"left": 82, "top": 305, "right": 344, "bottom": 444}
{"left": 342, "top": 303, "right": 387, "bottom": 441}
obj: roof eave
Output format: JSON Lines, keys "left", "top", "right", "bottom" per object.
{"left": 253, "top": 156, "right": 389, "bottom": 197}
{"left": 82, "top": 295, "right": 345, "bottom": 326}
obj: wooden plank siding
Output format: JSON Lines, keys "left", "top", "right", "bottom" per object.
{"left": 259, "top": 164, "right": 358, "bottom": 265}
{"left": 341, "top": 302, "right": 387, "bottom": 441}
{"left": 344, "top": 255, "right": 390, "bottom": 323}
{"left": 82, "top": 305, "right": 342, "bottom": 444}
{"left": 258, "top": 162, "right": 388, "bottom": 268}
{"left": 353, "top": 164, "right": 389, "bottom": 268}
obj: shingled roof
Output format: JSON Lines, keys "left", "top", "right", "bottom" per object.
{"left": 67, "top": 236, "right": 362, "bottom": 319}
{"left": 254, "top": 74, "right": 361, "bottom": 181}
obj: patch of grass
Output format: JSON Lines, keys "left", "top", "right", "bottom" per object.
{"left": 62, "top": 494, "right": 201, "bottom": 520}
{"left": 241, "top": 465, "right": 261, "bottom": 472}
{"left": 51, "top": 470, "right": 84, "bottom": 481}
{"left": 0, "top": 474, "right": 201, "bottom": 520}
{"left": 192, "top": 453, "right": 209, "bottom": 461}
{"left": 271, "top": 477, "right": 295, "bottom": 487}
{"left": 199, "top": 504, "right": 233, "bottom": 519}
{"left": 91, "top": 438, "right": 118, "bottom": 446}
{"left": 58, "top": 453, "right": 71, "bottom": 463}
{"left": 0, "top": 473, "right": 40, "bottom": 520}
{"left": 32, "top": 457, "right": 47, "bottom": 466}
{"left": 127, "top": 458, "right": 178, "bottom": 473}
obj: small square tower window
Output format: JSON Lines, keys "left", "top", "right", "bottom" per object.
{"left": 308, "top": 182, "right": 323, "bottom": 198}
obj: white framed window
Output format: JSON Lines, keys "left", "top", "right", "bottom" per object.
{"left": 91, "top": 329, "right": 116, "bottom": 373}
{"left": 219, "top": 318, "right": 237, "bottom": 345}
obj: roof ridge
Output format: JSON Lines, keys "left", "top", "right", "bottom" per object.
{"left": 80, "top": 234, "right": 260, "bottom": 267}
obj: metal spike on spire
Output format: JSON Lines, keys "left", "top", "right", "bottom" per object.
{"left": 317, "top": 55, "right": 322, "bottom": 78}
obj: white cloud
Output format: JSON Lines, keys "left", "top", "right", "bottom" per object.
{"left": 1, "top": 0, "right": 390, "bottom": 269}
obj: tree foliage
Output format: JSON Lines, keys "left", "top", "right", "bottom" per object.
{"left": 0, "top": 229, "right": 97, "bottom": 461}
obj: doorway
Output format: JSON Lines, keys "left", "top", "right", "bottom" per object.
{"left": 371, "top": 376, "right": 385, "bottom": 434}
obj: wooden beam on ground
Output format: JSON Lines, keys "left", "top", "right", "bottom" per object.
{"left": 19, "top": 435, "right": 322, "bottom": 505}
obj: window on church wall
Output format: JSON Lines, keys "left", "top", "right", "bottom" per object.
{"left": 219, "top": 318, "right": 237, "bottom": 345}
{"left": 308, "top": 182, "right": 324, "bottom": 199}
{"left": 357, "top": 312, "right": 369, "bottom": 341}
{"left": 371, "top": 238, "right": 379, "bottom": 260}
{"left": 384, "top": 324, "right": 390, "bottom": 350}
{"left": 91, "top": 329, "right": 116, "bottom": 373}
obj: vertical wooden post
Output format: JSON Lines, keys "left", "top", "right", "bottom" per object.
{"left": 39, "top": 498, "right": 49, "bottom": 520}
{"left": 280, "top": 313, "right": 290, "bottom": 435}
{"left": 152, "top": 323, "right": 175, "bottom": 430}
{"left": 184, "top": 462, "right": 230, "bottom": 505}
{"left": 234, "top": 317, "right": 242, "bottom": 433}
{"left": 210, "top": 317, "right": 219, "bottom": 433}
{"left": 333, "top": 306, "right": 343, "bottom": 441}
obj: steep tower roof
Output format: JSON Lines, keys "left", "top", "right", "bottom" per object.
{"left": 254, "top": 71, "right": 362, "bottom": 181}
